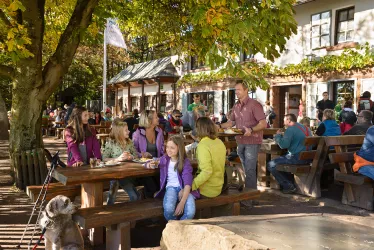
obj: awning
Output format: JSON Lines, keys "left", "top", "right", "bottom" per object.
{"left": 109, "top": 57, "right": 180, "bottom": 85}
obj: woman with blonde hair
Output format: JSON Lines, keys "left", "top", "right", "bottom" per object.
{"left": 65, "top": 106, "right": 101, "bottom": 167}
{"left": 133, "top": 110, "right": 164, "bottom": 197}
{"left": 102, "top": 118, "right": 140, "bottom": 203}
{"left": 192, "top": 117, "right": 226, "bottom": 198}
{"left": 315, "top": 109, "right": 341, "bottom": 136}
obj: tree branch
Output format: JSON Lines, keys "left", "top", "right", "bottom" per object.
{"left": 0, "top": 9, "right": 11, "bottom": 26}
{"left": 0, "top": 65, "right": 15, "bottom": 79}
{"left": 41, "top": 0, "right": 99, "bottom": 98}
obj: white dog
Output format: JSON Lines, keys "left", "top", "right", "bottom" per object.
{"left": 39, "top": 195, "right": 84, "bottom": 250}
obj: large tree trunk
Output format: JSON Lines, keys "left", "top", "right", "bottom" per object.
{"left": 0, "top": 91, "right": 9, "bottom": 140}
{"left": 8, "top": 0, "right": 99, "bottom": 187}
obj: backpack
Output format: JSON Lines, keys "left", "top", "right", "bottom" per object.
{"left": 358, "top": 98, "right": 373, "bottom": 112}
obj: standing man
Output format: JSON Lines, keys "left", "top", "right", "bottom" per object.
{"left": 188, "top": 93, "right": 205, "bottom": 112}
{"left": 220, "top": 82, "right": 267, "bottom": 207}
{"left": 316, "top": 92, "right": 334, "bottom": 122}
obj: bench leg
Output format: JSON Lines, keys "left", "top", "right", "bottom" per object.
{"left": 106, "top": 222, "right": 131, "bottom": 250}
{"left": 341, "top": 183, "right": 373, "bottom": 210}
{"left": 232, "top": 202, "right": 240, "bottom": 216}
{"left": 295, "top": 173, "right": 321, "bottom": 198}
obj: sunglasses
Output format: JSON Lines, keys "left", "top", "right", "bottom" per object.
{"left": 175, "top": 116, "right": 182, "bottom": 118}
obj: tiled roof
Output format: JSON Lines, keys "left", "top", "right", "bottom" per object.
{"left": 294, "top": 0, "right": 317, "bottom": 6}
{"left": 109, "top": 57, "right": 180, "bottom": 84}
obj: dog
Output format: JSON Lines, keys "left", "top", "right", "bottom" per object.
{"left": 39, "top": 195, "right": 84, "bottom": 250}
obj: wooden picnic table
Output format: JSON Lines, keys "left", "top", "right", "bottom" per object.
{"left": 258, "top": 139, "right": 286, "bottom": 189}
{"left": 52, "top": 160, "right": 199, "bottom": 245}
{"left": 217, "top": 132, "right": 243, "bottom": 142}
{"left": 52, "top": 162, "right": 156, "bottom": 245}
{"left": 96, "top": 133, "right": 110, "bottom": 145}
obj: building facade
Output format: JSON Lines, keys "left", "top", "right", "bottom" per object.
{"left": 110, "top": 0, "right": 374, "bottom": 126}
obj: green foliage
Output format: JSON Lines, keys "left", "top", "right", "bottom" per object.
{"left": 125, "top": 0, "right": 298, "bottom": 89}
{"left": 178, "top": 44, "right": 374, "bottom": 88}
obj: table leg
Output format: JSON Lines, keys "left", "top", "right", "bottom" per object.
{"left": 257, "top": 152, "right": 267, "bottom": 187}
{"left": 81, "top": 182, "right": 104, "bottom": 246}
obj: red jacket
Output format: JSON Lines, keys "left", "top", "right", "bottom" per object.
{"left": 168, "top": 118, "right": 182, "bottom": 134}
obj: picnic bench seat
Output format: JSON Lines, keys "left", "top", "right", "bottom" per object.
{"left": 73, "top": 188, "right": 260, "bottom": 250}
{"left": 326, "top": 135, "right": 372, "bottom": 210}
{"left": 276, "top": 136, "right": 329, "bottom": 197}
{"left": 26, "top": 181, "right": 112, "bottom": 203}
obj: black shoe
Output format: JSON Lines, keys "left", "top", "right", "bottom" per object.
{"left": 281, "top": 187, "right": 297, "bottom": 194}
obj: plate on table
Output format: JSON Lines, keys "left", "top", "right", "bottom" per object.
{"left": 133, "top": 158, "right": 152, "bottom": 164}
{"left": 104, "top": 160, "right": 121, "bottom": 167}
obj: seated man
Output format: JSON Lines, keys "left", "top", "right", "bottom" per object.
{"left": 267, "top": 114, "right": 312, "bottom": 194}
{"left": 344, "top": 110, "right": 373, "bottom": 135}
{"left": 353, "top": 126, "right": 374, "bottom": 180}
{"left": 165, "top": 109, "right": 183, "bottom": 135}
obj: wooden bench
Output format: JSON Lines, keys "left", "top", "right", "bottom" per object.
{"left": 26, "top": 183, "right": 81, "bottom": 202}
{"left": 73, "top": 188, "right": 260, "bottom": 250}
{"left": 26, "top": 181, "right": 112, "bottom": 203}
{"left": 275, "top": 136, "right": 336, "bottom": 197}
{"left": 326, "top": 135, "right": 373, "bottom": 210}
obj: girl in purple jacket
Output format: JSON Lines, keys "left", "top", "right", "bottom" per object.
{"left": 148, "top": 135, "right": 198, "bottom": 221}
{"left": 64, "top": 106, "right": 102, "bottom": 167}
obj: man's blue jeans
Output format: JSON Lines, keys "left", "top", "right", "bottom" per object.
{"left": 358, "top": 166, "right": 374, "bottom": 180}
{"left": 237, "top": 144, "right": 260, "bottom": 189}
{"left": 267, "top": 153, "right": 311, "bottom": 190}
{"left": 107, "top": 178, "right": 140, "bottom": 205}
{"left": 163, "top": 186, "right": 195, "bottom": 221}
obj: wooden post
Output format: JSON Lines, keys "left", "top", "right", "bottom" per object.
{"left": 173, "top": 82, "right": 177, "bottom": 109}
{"left": 106, "top": 222, "right": 131, "bottom": 250}
{"left": 140, "top": 80, "right": 145, "bottom": 112}
{"left": 127, "top": 84, "right": 131, "bottom": 112}
{"left": 81, "top": 182, "right": 104, "bottom": 245}
{"left": 157, "top": 78, "right": 161, "bottom": 112}
{"left": 37, "top": 148, "right": 47, "bottom": 182}
{"left": 33, "top": 149, "right": 41, "bottom": 185}
{"left": 114, "top": 86, "right": 118, "bottom": 117}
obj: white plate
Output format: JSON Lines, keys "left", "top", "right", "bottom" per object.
{"left": 133, "top": 159, "right": 152, "bottom": 164}
{"left": 104, "top": 162, "right": 120, "bottom": 167}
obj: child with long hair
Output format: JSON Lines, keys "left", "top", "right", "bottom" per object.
{"left": 149, "top": 135, "right": 199, "bottom": 220}
{"left": 102, "top": 118, "right": 140, "bottom": 203}
{"left": 64, "top": 106, "right": 102, "bottom": 167}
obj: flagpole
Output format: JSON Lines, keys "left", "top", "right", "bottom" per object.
{"left": 103, "top": 26, "right": 107, "bottom": 112}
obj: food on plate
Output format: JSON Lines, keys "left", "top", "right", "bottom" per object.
{"left": 232, "top": 128, "right": 242, "bottom": 133}
{"left": 224, "top": 128, "right": 237, "bottom": 134}
{"left": 138, "top": 157, "right": 150, "bottom": 163}
{"left": 105, "top": 159, "right": 117, "bottom": 165}
{"left": 218, "top": 128, "right": 225, "bottom": 133}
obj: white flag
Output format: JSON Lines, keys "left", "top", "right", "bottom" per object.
{"left": 105, "top": 18, "right": 127, "bottom": 49}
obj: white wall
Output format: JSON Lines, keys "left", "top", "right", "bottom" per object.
{"left": 254, "top": 0, "right": 374, "bottom": 67}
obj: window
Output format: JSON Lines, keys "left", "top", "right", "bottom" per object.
{"left": 311, "top": 11, "right": 331, "bottom": 49}
{"left": 130, "top": 97, "right": 137, "bottom": 111}
{"left": 160, "top": 94, "right": 167, "bottom": 112}
{"left": 191, "top": 56, "right": 205, "bottom": 70}
{"left": 335, "top": 7, "right": 354, "bottom": 44}
{"left": 144, "top": 96, "right": 150, "bottom": 109}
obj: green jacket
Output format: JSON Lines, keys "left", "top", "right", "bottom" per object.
{"left": 192, "top": 137, "right": 226, "bottom": 197}
{"left": 102, "top": 139, "right": 138, "bottom": 160}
